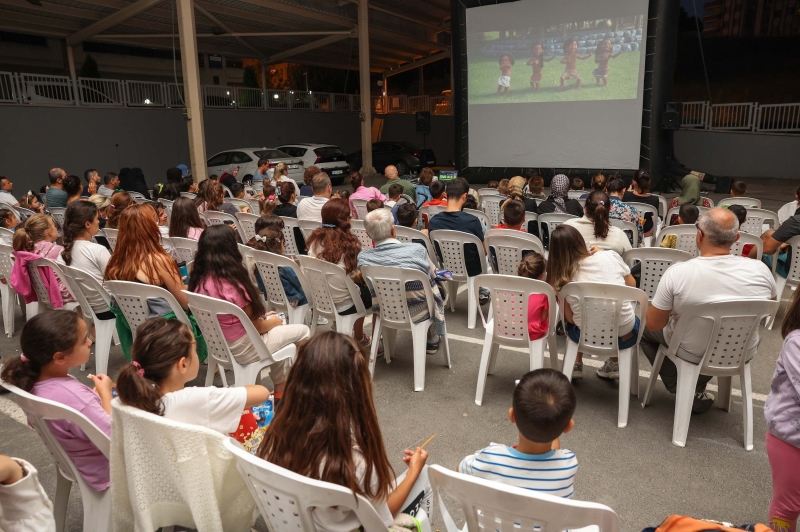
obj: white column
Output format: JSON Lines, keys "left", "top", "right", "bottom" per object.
{"left": 176, "top": 0, "right": 208, "bottom": 182}
{"left": 66, "top": 45, "right": 80, "bottom": 106}
{"left": 357, "top": 0, "right": 372, "bottom": 172}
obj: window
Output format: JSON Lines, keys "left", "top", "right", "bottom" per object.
{"left": 278, "top": 147, "right": 307, "bottom": 158}
{"left": 229, "top": 152, "right": 253, "bottom": 164}
{"left": 373, "top": 143, "right": 389, "bottom": 153}
{"left": 207, "top": 153, "right": 229, "bottom": 166}
{"left": 314, "top": 147, "right": 345, "bottom": 158}
{"left": 254, "top": 150, "right": 290, "bottom": 159}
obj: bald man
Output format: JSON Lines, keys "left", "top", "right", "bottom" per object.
{"left": 379, "top": 165, "right": 416, "bottom": 201}
{"left": 642, "top": 208, "right": 776, "bottom": 414}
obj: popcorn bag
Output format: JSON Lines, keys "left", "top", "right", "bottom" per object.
{"left": 230, "top": 398, "right": 274, "bottom": 454}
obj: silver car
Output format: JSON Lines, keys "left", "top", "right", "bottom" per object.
{"left": 205, "top": 147, "right": 304, "bottom": 184}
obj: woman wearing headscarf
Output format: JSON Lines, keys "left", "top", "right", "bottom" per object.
{"left": 667, "top": 174, "right": 712, "bottom": 225}
{"left": 536, "top": 174, "right": 583, "bottom": 217}
{"left": 219, "top": 165, "right": 239, "bottom": 193}
{"left": 126, "top": 167, "right": 151, "bottom": 199}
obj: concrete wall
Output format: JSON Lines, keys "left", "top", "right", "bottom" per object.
{"left": 378, "top": 114, "right": 456, "bottom": 166}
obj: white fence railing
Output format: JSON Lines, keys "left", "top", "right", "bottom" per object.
{"left": 0, "top": 72, "right": 17, "bottom": 103}
{"left": 78, "top": 78, "right": 124, "bottom": 106}
{"left": 124, "top": 80, "right": 165, "bottom": 107}
{"left": 756, "top": 103, "right": 800, "bottom": 133}
{"left": 678, "top": 101, "right": 800, "bottom": 133}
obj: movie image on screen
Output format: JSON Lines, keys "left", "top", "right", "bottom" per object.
{"left": 468, "top": 17, "right": 645, "bottom": 105}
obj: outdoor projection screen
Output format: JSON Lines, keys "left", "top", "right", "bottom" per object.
{"left": 465, "top": 0, "right": 649, "bottom": 169}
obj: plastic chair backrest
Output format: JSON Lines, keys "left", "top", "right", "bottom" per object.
{"left": 248, "top": 198, "right": 262, "bottom": 214}
{"left": 227, "top": 198, "right": 251, "bottom": 212}
{"left": 350, "top": 219, "right": 374, "bottom": 249}
{"left": 721, "top": 197, "right": 761, "bottom": 209}
{"left": 653, "top": 194, "right": 668, "bottom": 219}
{"left": 203, "top": 210, "right": 238, "bottom": 227}
{"left": 104, "top": 280, "right": 190, "bottom": 340}
{"left": 480, "top": 196, "right": 502, "bottom": 227}
{"left": 297, "top": 219, "right": 321, "bottom": 241}
{"left": 667, "top": 299, "right": 778, "bottom": 373}
{"left": 280, "top": 216, "right": 302, "bottom": 256}
{"left": 622, "top": 248, "right": 693, "bottom": 300}
{"left": 394, "top": 225, "right": 439, "bottom": 266}
{"left": 558, "top": 282, "right": 648, "bottom": 359}
{"left": 0, "top": 227, "right": 13, "bottom": 246}
{"left": 740, "top": 208, "right": 779, "bottom": 236}
{"left": 250, "top": 248, "right": 313, "bottom": 310}
{"left": 49, "top": 206, "right": 66, "bottom": 229}
{"left": 478, "top": 188, "right": 501, "bottom": 198}
{"left": 297, "top": 255, "right": 365, "bottom": 317}
{"left": 427, "top": 465, "right": 620, "bottom": 532}
{"left": 419, "top": 205, "right": 446, "bottom": 228}
{"left": 523, "top": 212, "right": 538, "bottom": 236}
{"left": 133, "top": 197, "right": 150, "bottom": 205}
{"left": 538, "top": 213, "right": 577, "bottom": 249}
{"left": 103, "top": 228, "right": 119, "bottom": 251}
{"left": 18, "top": 207, "right": 36, "bottom": 219}
{"left": 656, "top": 225, "right": 699, "bottom": 256}
{"left": 180, "top": 192, "right": 196, "bottom": 199}
{"left": 463, "top": 208, "right": 491, "bottom": 229}
{"left": 780, "top": 235, "right": 800, "bottom": 286}
{"left": 730, "top": 232, "right": 763, "bottom": 260}
{"left": 485, "top": 229, "right": 545, "bottom": 275}
{"left": 0, "top": 242, "right": 13, "bottom": 279}
{"left": 235, "top": 212, "right": 260, "bottom": 242}
{"left": 429, "top": 229, "right": 487, "bottom": 282}
{"left": 610, "top": 218, "right": 640, "bottom": 248}
{"left": 361, "top": 265, "right": 435, "bottom": 327}
{"left": 351, "top": 198, "right": 369, "bottom": 219}
{"left": 62, "top": 265, "right": 113, "bottom": 319}
{"left": 125, "top": 191, "right": 145, "bottom": 199}
{"left": 0, "top": 202, "right": 21, "bottom": 221}
{"left": 222, "top": 185, "right": 233, "bottom": 198}
{"left": 666, "top": 206, "right": 710, "bottom": 226}
{"left": 169, "top": 236, "right": 198, "bottom": 264}
{"left": 28, "top": 257, "right": 75, "bottom": 307}
{"left": 222, "top": 438, "right": 390, "bottom": 532}
{"left": 626, "top": 201, "right": 659, "bottom": 223}
{"left": 568, "top": 190, "right": 585, "bottom": 200}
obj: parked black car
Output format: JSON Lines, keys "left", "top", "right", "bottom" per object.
{"left": 347, "top": 141, "right": 436, "bottom": 176}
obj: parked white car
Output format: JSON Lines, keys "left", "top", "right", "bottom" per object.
{"left": 276, "top": 143, "right": 351, "bottom": 185}
{"left": 205, "top": 147, "right": 304, "bottom": 184}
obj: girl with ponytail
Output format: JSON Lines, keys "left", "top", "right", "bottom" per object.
{"left": 0, "top": 310, "right": 112, "bottom": 491}
{"left": 12, "top": 213, "right": 75, "bottom": 303}
{"left": 61, "top": 200, "right": 110, "bottom": 283}
{"left": 563, "top": 190, "right": 631, "bottom": 256}
{"left": 116, "top": 317, "right": 270, "bottom": 433}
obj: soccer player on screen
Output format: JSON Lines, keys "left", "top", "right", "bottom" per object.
{"left": 593, "top": 39, "right": 622, "bottom": 86}
{"left": 559, "top": 39, "right": 591, "bottom": 91}
{"left": 496, "top": 53, "right": 515, "bottom": 96}
{"left": 526, "top": 43, "right": 554, "bottom": 92}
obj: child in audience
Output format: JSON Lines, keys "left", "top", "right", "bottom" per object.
{"left": 248, "top": 226, "right": 308, "bottom": 308}
{"left": 20, "top": 192, "right": 44, "bottom": 214}
{"left": 459, "top": 368, "right": 577, "bottom": 497}
{"left": 116, "top": 317, "right": 270, "bottom": 432}
{"left": 12, "top": 213, "right": 74, "bottom": 303}
{"left": 727, "top": 204, "right": 755, "bottom": 258}
{"left": 259, "top": 184, "right": 278, "bottom": 216}
{"left": 526, "top": 175, "right": 546, "bottom": 200}
{"left": 494, "top": 199, "right": 526, "bottom": 230}
{"left": 105, "top": 191, "right": 133, "bottom": 229}
{"left": 0, "top": 454, "right": 56, "bottom": 531}
{"left": 560, "top": 38, "right": 591, "bottom": 91}
{"left": 730, "top": 180, "right": 747, "bottom": 198}
{"left": 0, "top": 311, "right": 112, "bottom": 493}
{"left": 570, "top": 178, "right": 584, "bottom": 191}
{"left": 151, "top": 201, "right": 169, "bottom": 237}
{"left": 230, "top": 182, "right": 246, "bottom": 200}
{"left": 487, "top": 181, "right": 499, "bottom": 189}
{"left": 367, "top": 198, "right": 385, "bottom": 212}
{"left": 59, "top": 200, "right": 111, "bottom": 286}
{"left": 258, "top": 331, "right": 431, "bottom": 530}
{"left": 422, "top": 181, "right": 447, "bottom": 207}
{"left": 168, "top": 197, "right": 205, "bottom": 240}
{"left": 0, "top": 208, "right": 19, "bottom": 235}
{"left": 335, "top": 190, "right": 351, "bottom": 202}
{"left": 384, "top": 183, "right": 403, "bottom": 208}
{"left": 274, "top": 182, "right": 297, "bottom": 218}
{"left": 660, "top": 203, "right": 699, "bottom": 248}
{"left": 519, "top": 252, "right": 550, "bottom": 342}
{"left": 592, "top": 39, "right": 621, "bottom": 86}
{"left": 496, "top": 53, "right": 514, "bottom": 96}
{"left": 396, "top": 203, "right": 427, "bottom": 235}
{"left": 497, "top": 179, "right": 510, "bottom": 198}
{"left": 526, "top": 43, "right": 553, "bottom": 92}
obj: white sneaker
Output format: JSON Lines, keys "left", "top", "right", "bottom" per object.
{"left": 316, "top": 316, "right": 329, "bottom": 325}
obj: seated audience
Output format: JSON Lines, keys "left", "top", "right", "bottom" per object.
{"left": 547, "top": 225, "right": 638, "bottom": 380}
{"left": 505, "top": 176, "right": 535, "bottom": 212}
{"left": 580, "top": 173, "right": 607, "bottom": 200}
{"left": 422, "top": 181, "right": 447, "bottom": 207}
{"left": 168, "top": 197, "right": 205, "bottom": 240}
{"left": 190, "top": 225, "right": 309, "bottom": 396}
{"left": 0, "top": 209, "right": 19, "bottom": 239}
{"left": 257, "top": 332, "right": 431, "bottom": 531}
{"left": 97, "top": 172, "right": 119, "bottom": 198}
{"left": 459, "top": 369, "right": 576, "bottom": 497}
{"left": 59, "top": 200, "right": 110, "bottom": 285}
{"left": 564, "top": 191, "right": 631, "bottom": 256}
{"left": 151, "top": 201, "right": 169, "bottom": 237}
{"left": 396, "top": 203, "right": 422, "bottom": 231}
{"left": 271, "top": 162, "right": 300, "bottom": 198}
{"left": 335, "top": 190, "right": 351, "bottom": 202}
{"left": 247, "top": 226, "right": 308, "bottom": 308}
{"left": 12, "top": 213, "right": 74, "bottom": 303}
{"left": 367, "top": 198, "right": 385, "bottom": 213}
{"left": 0, "top": 176, "right": 19, "bottom": 207}
{"left": 0, "top": 453, "right": 56, "bottom": 531}
{"left": 273, "top": 182, "right": 298, "bottom": 218}
{"left": 259, "top": 184, "right": 278, "bottom": 216}
{"left": 306, "top": 198, "right": 370, "bottom": 345}
{"left": 730, "top": 180, "right": 747, "bottom": 198}
{"left": 494, "top": 199, "right": 526, "bottom": 231}
{"left": 380, "top": 165, "right": 416, "bottom": 201}
{"left": 20, "top": 192, "right": 44, "bottom": 214}
{"left": 119, "top": 168, "right": 150, "bottom": 199}
{"left": 518, "top": 252, "right": 550, "bottom": 341}
{"left": 607, "top": 178, "right": 643, "bottom": 247}
{"left": 415, "top": 168, "right": 434, "bottom": 207}
{"left": 622, "top": 170, "right": 660, "bottom": 236}
{"left": 300, "top": 165, "right": 320, "bottom": 197}
{"left": 86, "top": 195, "right": 110, "bottom": 229}
{"left": 728, "top": 204, "right": 755, "bottom": 257}
{"left": 385, "top": 184, "right": 404, "bottom": 208}
{"left": 1, "top": 311, "right": 112, "bottom": 494}
{"left": 166, "top": 167, "right": 183, "bottom": 185}
{"left": 496, "top": 179, "right": 510, "bottom": 198}
{"left": 62, "top": 175, "right": 83, "bottom": 205}
{"left": 105, "top": 191, "right": 133, "bottom": 230}
{"left": 526, "top": 175, "right": 546, "bottom": 200}
{"left": 643, "top": 209, "right": 776, "bottom": 413}
{"left": 537, "top": 174, "right": 583, "bottom": 217}
{"left": 253, "top": 158, "right": 270, "bottom": 188}
{"left": 487, "top": 181, "right": 499, "bottom": 189}
{"left": 46, "top": 168, "right": 68, "bottom": 208}
{"left": 198, "top": 179, "right": 238, "bottom": 217}
{"left": 570, "top": 178, "right": 584, "bottom": 191}
{"left": 218, "top": 165, "right": 239, "bottom": 191}
{"left": 749, "top": 205, "right": 800, "bottom": 274}
{"left": 230, "top": 182, "right": 246, "bottom": 200}
{"left": 349, "top": 171, "right": 386, "bottom": 217}
{"left": 117, "top": 318, "right": 271, "bottom": 431}
{"left": 82, "top": 169, "right": 100, "bottom": 197}
{"left": 428, "top": 178, "right": 486, "bottom": 278}
{"left": 660, "top": 203, "right": 700, "bottom": 248}
{"left": 180, "top": 176, "right": 198, "bottom": 194}
{"left": 297, "top": 172, "right": 332, "bottom": 222}
{"left": 668, "top": 174, "right": 713, "bottom": 224}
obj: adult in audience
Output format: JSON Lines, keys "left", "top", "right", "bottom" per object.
{"left": 415, "top": 168, "right": 434, "bottom": 206}
{"left": 526, "top": 174, "right": 547, "bottom": 200}
{"left": 668, "top": 174, "right": 712, "bottom": 225}
{"left": 367, "top": 198, "right": 385, "bottom": 212}
{"left": 305, "top": 198, "right": 370, "bottom": 345}
{"left": 125, "top": 168, "right": 151, "bottom": 199}
{"left": 379, "top": 165, "right": 416, "bottom": 201}
{"left": 218, "top": 165, "right": 239, "bottom": 191}
{"left": 198, "top": 179, "right": 238, "bottom": 217}
{"left": 20, "top": 192, "right": 44, "bottom": 214}
{"left": 359, "top": 208, "right": 446, "bottom": 353}
{"left": 750, "top": 205, "right": 800, "bottom": 277}
{"left": 778, "top": 186, "right": 800, "bottom": 224}
{"left": 97, "top": 172, "right": 119, "bottom": 198}
{"left": 166, "top": 167, "right": 183, "bottom": 184}
{"left": 105, "top": 191, "right": 133, "bottom": 229}
{"left": 643, "top": 208, "right": 776, "bottom": 413}
{"left": 623, "top": 170, "right": 660, "bottom": 236}
{"left": 180, "top": 176, "right": 198, "bottom": 194}
{"left": 428, "top": 178, "right": 486, "bottom": 277}
{"left": 46, "top": 168, "right": 68, "bottom": 208}
{"left": 168, "top": 197, "right": 205, "bottom": 240}
{"left": 253, "top": 158, "right": 270, "bottom": 188}
{"left": 86, "top": 194, "right": 111, "bottom": 229}
{"left": 190, "top": 225, "right": 310, "bottom": 395}
{"left": 422, "top": 181, "right": 447, "bottom": 207}
{"left": 0, "top": 177, "right": 19, "bottom": 207}
{"left": 273, "top": 182, "right": 298, "bottom": 218}
{"left": 296, "top": 172, "right": 332, "bottom": 222}
{"left": 62, "top": 175, "right": 83, "bottom": 205}
{"left": 564, "top": 191, "right": 631, "bottom": 256}
{"left": 580, "top": 173, "right": 608, "bottom": 200}
{"left": 300, "top": 165, "right": 319, "bottom": 197}
{"left": 537, "top": 174, "right": 583, "bottom": 217}
{"left": 271, "top": 162, "right": 300, "bottom": 197}
{"left": 348, "top": 171, "right": 386, "bottom": 217}
{"left": 59, "top": 200, "right": 111, "bottom": 290}
{"left": 660, "top": 203, "right": 699, "bottom": 248}
{"left": 83, "top": 169, "right": 101, "bottom": 197}
{"left": 507, "top": 176, "right": 536, "bottom": 212}
{"left": 607, "top": 178, "right": 643, "bottom": 246}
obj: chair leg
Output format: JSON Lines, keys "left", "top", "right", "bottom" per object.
{"left": 467, "top": 277, "right": 477, "bottom": 330}
{"left": 0, "top": 284, "right": 13, "bottom": 337}
{"left": 447, "top": 281, "right": 458, "bottom": 312}
{"left": 547, "top": 334, "right": 560, "bottom": 370}
{"left": 562, "top": 340, "right": 579, "bottom": 383}
{"left": 475, "top": 333, "right": 495, "bottom": 406}
{"left": 26, "top": 301, "right": 40, "bottom": 320}
{"left": 486, "top": 343, "right": 501, "bottom": 375}
{"left": 93, "top": 318, "right": 115, "bottom": 376}
{"left": 529, "top": 338, "right": 545, "bottom": 371}
{"left": 617, "top": 348, "right": 632, "bottom": 428}
{"left": 287, "top": 303, "right": 309, "bottom": 326}
{"left": 205, "top": 357, "right": 218, "bottom": 386}
{"left": 53, "top": 468, "right": 72, "bottom": 532}
{"left": 768, "top": 276, "right": 788, "bottom": 330}
{"left": 369, "top": 317, "right": 382, "bottom": 376}
{"left": 672, "top": 359, "right": 702, "bottom": 448}
{"left": 641, "top": 349, "right": 665, "bottom": 408}
{"left": 441, "top": 329, "right": 452, "bottom": 369}
{"left": 411, "top": 323, "right": 428, "bottom": 392}
{"left": 716, "top": 376, "right": 733, "bottom": 412}
{"left": 742, "top": 365, "right": 754, "bottom": 451}
{"left": 631, "top": 345, "right": 640, "bottom": 398}
{"left": 309, "top": 309, "right": 318, "bottom": 336}
{"left": 383, "top": 327, "right": 398, "bottom": 363}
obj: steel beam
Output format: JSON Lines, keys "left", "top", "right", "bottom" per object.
{"left": 66, "top": 0, "right": 165, "bottom": 46}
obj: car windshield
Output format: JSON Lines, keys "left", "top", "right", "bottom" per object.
{"left": 254, "top": 149, "right": 290, "bottom": 159}
{"left": 314, "top": 147, "right": 345, "bottom": 157}
{"left": 400, "top": 142, "right": 423, "bottom": 151}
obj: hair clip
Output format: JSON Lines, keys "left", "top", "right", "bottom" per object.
{"left": 268, "top": 195, "right": 275, "bottom": 201}
{"left": 19, "top": 353, "right": 28, "bottom": 362}
{"left": 321, "top": 223, "right": 336, "bottom": 228}
{"left": 132, "top": 361, "right": 145, "bottom": 377}
{"left": 254, "top": 234, "right": 267, "bottom": 242}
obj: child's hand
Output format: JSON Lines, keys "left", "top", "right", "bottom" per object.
{"left": 402, "top": 447, "right": 429, "bottom": 473}
{"left": 90, "top": 374, "right": 114, "bottom": 396}
{"left": 588, "top": 246, "right": 602, "bottom": 255}
{"left": 0, "top": 455, "right": 24, "bottom": 486}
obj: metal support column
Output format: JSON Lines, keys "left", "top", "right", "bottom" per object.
{"left": 261, "top": 63, "right": 268, "bottom": 109}
{"left": 419, "top": 66, "right": 424, "bottom": 96}
{"left": 357, "top": 0, "right": 372, "bottom": 172}
{"left": 66, "top": 45, "right": 80, "bottom": 106}
{"left": 176, "top": 0, "right": 208, "bottom": 182}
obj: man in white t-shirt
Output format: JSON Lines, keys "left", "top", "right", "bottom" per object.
{"left": 643, "top": 208, "right": 777, "bottom": 414}
{"left": 296, "top": 172, "right": 331, "bottom": 223}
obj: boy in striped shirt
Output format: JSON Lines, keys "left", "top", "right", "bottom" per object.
{"left": 458, "top": 369, "right": 578, "bottom": 498}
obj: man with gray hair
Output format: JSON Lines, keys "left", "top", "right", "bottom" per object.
{"left": 45, "top": 168, "right": 68, "bottom": 208}
{"left": 296, "top": 172, "right": 332, "bottom": 222}
{"left": 358, "top": 208, "right": 446, "bottom": 354}
{"left": 642, "top": 208, "right": 776, "bottom": 414}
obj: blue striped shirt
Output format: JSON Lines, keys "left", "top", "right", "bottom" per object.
{"left": 458, "top": 443, "right": 578, "bottom": 498}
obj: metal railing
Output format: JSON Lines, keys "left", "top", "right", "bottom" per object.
{"left": 18, "top": 73, "right": 74, "bottom": 105}
{"left": 679, "top": 101, "right": 707, "bottom": 129}
{"left": 408, "top": 95, "right": 429, "bottom": 114}
{"left": 708, "top": 102, "right": 756, "bottom": 130}
{"left": 124, "top": 80, "right": 165, "bottom": 107}
{"left": 78, "top": 78, "right": 124, "bottom": 106}
{"left": 0, "top": 72, "right": 17, "bottom": 103}
{"left": 387, "top": 94, "right": 407, "bottom": 113}
{"left": 756, "top": 103, "right": 800, "bottom": 133}
{"left": 678, "top": 101, "right": 799, "bottom": 133}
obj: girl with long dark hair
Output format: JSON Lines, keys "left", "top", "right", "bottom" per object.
{"left": 61, "top": 200, "right": 110, "bottom": 284}
{"left": 563, "top": 191, "right": 631, "bottom": 256}
{"left": 168, "top": 197, "right": 205, "bottom": 240}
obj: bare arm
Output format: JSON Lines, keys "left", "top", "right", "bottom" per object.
{"left": 387, "top": 448, "right": 428, "bottom": 515}
{"left": 157, "top": 259, "right": 189, "bottom": 309}
{"left": 624, "top": 274, "right": 636, "bottom": 287}
{"left": 759, "top": 229, "right": 783, "bottom": 256}
{"left": 243, "top": 384, "right": 271, "bottom": 406}
{"left": 243, "top": 303, "right": 283, "bottom": 335}
{"left": 646, "top": 306, "right": 670, "bottom": 331}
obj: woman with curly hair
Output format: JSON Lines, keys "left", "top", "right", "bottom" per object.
{"left": 300, "top": 165, "right": 319, "bottom": 197}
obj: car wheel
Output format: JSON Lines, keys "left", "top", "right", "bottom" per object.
{"left": 395, "top": 160, "right": 409, "bottom": 176}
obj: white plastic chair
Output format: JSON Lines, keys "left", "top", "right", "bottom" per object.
{"left": 49, "top": 206, "right": 66, "bottom": 237}
{"left": 170, "top": 236, "right": 198, "bottom": 264}
{"left": 350, "top": 218, "right": 374, "bottom": 250}
{"left": 568, "top": 190, "right": 586, "bottom": 200}
{"left": 297, "top": 219, "right": 321, "bottom": 241}
{"left": 720, "top": 196, "right": 761, "bottom": 208}
{"left": 610, "top": 218, "right": 640, "bottom": 248}
{"left": 0, "top": 378, "right": 111, "bottom": 532}
{"left": 666, "top": 206, "right": 710, "bottom": 226}
{"left": 0, "top": 243, "right": 18, "bottom": 337}
{"left": 227, "top": 198, "right": 251, "bottom": 212}
{"left": 427, "top": 464, "right": 620, "bottom": 532}
{"left": 102, "top": 227, "right": 119, "bottom": 251}
{"left": 223, "top": 437, "right": 429, "bottom": 532}
{"left": 394, "top": 225, "right": 439, "bottom": 267}
{"left": 522, "top": 212, "right": 539, "bottom": 236}
{"left": 248, "top": 197, "right": 262, "bottom": 214}
{"left": 280, "top": 216, "right": 302, "bottom": 256}
{"left": 180, "top": 191, "right": 197, "bottom": 199}
{"left": 297, "top": 255, "right": 367, "bottom": 337}
{"left": 18, "top": 206, "right": 36, "bottom": 219}
{"left": 62, "top": 265, "right": 120, "bottom": 375}
{"left": 125, "top": 191, "right": 146, "bottom": 199}
{"left": 361, "top": 265, "right": 451, "bottom": 392}
{"left": 25, "top": 257, "right": 80, "bottom": 318}
{"left": 740, "top": 208, "right": 779, "bottom": 236}
{"left": 478, "top": 188, "right": 501, "bottom": 200}
{"left": 641, "top": 299, "right": 778, "bottom": 449}
{"left": 473, "top": 275, "right": 558, "bottom": 405}
{"left": 480, "top": 196, "right": 502, "bottom": 227}
{"left": 559, "top": 282, "right": 649, "bottom": 428}
{"left": 538, "top": 213, "right": 577, "bottom": 250}
{"left": 160, "top": 198, "right": 174, "bottom": 223}
{"left": 656, "top": 225, "right": 699, "bottom": 256}
{"left": 627, "top": 201, "right": 661, "bottom": 243}
{"left": 251, "top": 248, "right": 311, "bottom": 326}
{"left": 730, "top": 232, "right": 763, "bottom": 260}
{"left": 222, "top": 184, "right": 234, "bottom": 198}
{"left": 184, "top": 291, "right": 297, "bottom": 387}
{"left": 768, "top": 235, "right": 800, "bottom": 330}
{"left": 463, "top": 208, "right": 491, "bottom": 230}
{"left": 133, "top": 197, "right": 150, "bottom": 205}
{"left": 0, "top": 226, "right": 14, "bottom": 246}
{"left": 103, "top": 281, "right": 190, "bottom": 342}
{"left": 203, "top": 210, "right": 247, "bottom": 242}
{"left": 351, "top": 198, "right": 369, "bottom": 219}
{"left": 429, "top": 229, "right": 487, "bottom": 330}
{"left": 622, "top": 248, "right": 693, "bottom": 301}
{"left": 485, "top": 229, "right": 545, "bottom": 275}
{"left": 420, "top": 205, "right": 446, "bottom": 228}
{"left": 653, "top": 194, "right": 668, "bottom": 219}
{"left": 235, "top": 211, "right": 260, "bottom": 242}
